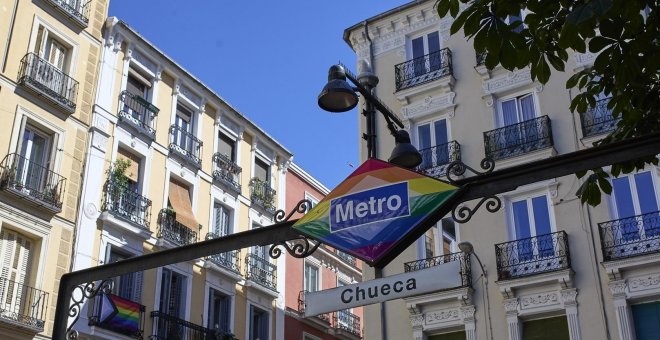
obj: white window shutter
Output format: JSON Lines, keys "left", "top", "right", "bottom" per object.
{"left": 132, "top": 270, "right": 143, "bottom": 303}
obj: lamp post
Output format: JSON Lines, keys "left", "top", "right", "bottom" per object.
{"left": 318, "top": 63, "right": 422, "bottom": 169}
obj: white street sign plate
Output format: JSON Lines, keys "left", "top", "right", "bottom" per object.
{"left": 303, "top": 260, "right": 462, "bottom": 317}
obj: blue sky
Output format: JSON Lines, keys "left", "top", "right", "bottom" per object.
{"left": 108, "top": 1, "right": 408, "bottom": 189}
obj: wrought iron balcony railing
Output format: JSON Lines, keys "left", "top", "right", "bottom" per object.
{"left": 151, "top": 311, "right": 236, "bottom": 340}
{"left": 599, "top": 211, "right": 660, "bottom": 261}
{"left": 495, "top": 230, "right": 570, "bottom": 280}
{"left": 334, "top": 309, "right": 361, "bottom": 337}
{"left": 157, "top": 209, "right": 197, "bottom": 247}
{"left": 416, "top": 141, "right": 461, "bottom": 178}
{"left": 0, "top": 153, "right": 66, "bottom": 211}
{"left": 404, "top": 252, "right": 472, "bottom": 289}
{"left": 298, "top": 290, "right": 331, "bottom": 323}
{"left": 580, "top": 98, "right": 619, "bottom": 138}
{"left": 395, "top": 48, "right": 453, "bottom": 91}
{"left": 245, "top": 253, "right": 277, "bottom": 291}
{"left": 46, "top": 0, "right": 91, "bottom": 26}
{"left": 249, "top": 178, "right": 276, "bottom": 214}
{"left": 212, "top": 153, "right": 241, "bottom": 193}
{"left": 104, "top": 175, "right": 152, "bottom": 229}
{"left": 89, "top": 292, "right": 145, "bottom": 339}
{"left": 336, "top": 250, "right": 357, "bottom": 267}
{"left": 0, "top": 276, "right": 48, "bottom": 332}
{"left": 17, "top": 53, "right": 78, "bottom": 112}
{"left": 484, "top": 115, "right": 553, "bottom": 160}
{"left": 169, "top": 125, "right": 202, "bottom": 167}
{"left": 205, "top": 232, "right": 241, "bottom": 274}
{"left": 118, "top": 91, "right": 159, "bottom": 138}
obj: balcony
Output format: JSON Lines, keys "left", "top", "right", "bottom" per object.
{"left": 404, "top": 252, "right": 472, "bottom": 289}
{"left": 89, "top": 292, "right": 145, "bottom": 339}
{"left": 151, "top": 311, "right": 236, "bottom": 340}
{"left": 249, "top": 178, "right": 276, "bottom": 214}
{"left": 0, "top": 153, "right": 66, "bottom": 213}
{"left": 157, "top": 209, "right": 197, "bottom": 247}
{"left": 0, "top": 276, "right": 48, "bottom": 333}
{"left": 212, "top": 153, "right": 241, "bottom": 193}
{"left": 599, "top": 211, "right": 660, "bottom": 261}
{"left": 580, "top": 98, "right": 619, "bottom": 138}
{"left": 205, "top": 232, "right": 241, "bottom": 274}
{"left": 103, "top": 175, "right": 151, "bottom": 229}
{"left": 395, "top": 48, "right": 452, "bottom": 91}
{"left": 17, "top": 53, "right": 78, "bottom": 113}
{"left": 483, "top": 115, "right": 553, "bottom": 161}
{"left": 169, "top": 125, "right": 202, "bottom": 168}
{"left": 337, "top": 250, "right": 357, "bottom": 267}
{"left": 117, "top": 91, "right": 159, "bottom": 139}
{"left": 44, "top": 0, "right": 91, "bottom": 27}
{"left": 415, "top": 141, "right": 461, "bottom": 178}
{"left": 245, "top": 253, "right": 277, "bottom": 291}
{"left": 495, "top": 231, "right": 571, "bottom": 281}
{"left": 334, "top": 310, "right": 361, "bottom": 338}
{"left": 298, "top": 290, "right": 331, "bottom": 324}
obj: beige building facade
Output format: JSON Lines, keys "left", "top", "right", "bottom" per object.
{"left": 70, "top": 17, "right": 293, "bottom": 340}
{"left": 344, "top": 1, "right": 660, "bottom": 340}
{"left": 0, "top": 0, "right": 108, "bottom": 338}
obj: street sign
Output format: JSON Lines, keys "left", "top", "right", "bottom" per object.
{"left": 293, "top": 158, "right": 458, "bottom": 265}
{"left": 303, "top": 260, "right": 462, "bottom": 317}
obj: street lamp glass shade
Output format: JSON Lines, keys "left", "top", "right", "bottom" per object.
{"left": 388, "top": 130, "right": 422, "bottom": 169}
{"left": 458, "top": 241, "right": 474, "bottom": 254}
{"left": 318, "top": 65, "right": 359, "bottom": 112}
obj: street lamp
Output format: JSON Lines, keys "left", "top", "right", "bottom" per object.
{"left": 318, "top": 63, "right": 422, "bottom": 169}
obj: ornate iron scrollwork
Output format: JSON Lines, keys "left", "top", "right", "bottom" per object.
{"left": 446, "top": 158, "right": 495, "bottom": 185}
{"left": 452, "top": 195, "right": 502, "bottom": 224}
{"left": 270, "top": 199, "right": 321, "bottom": 259}
{"left": 66, "top": 279, "right": 114, "bottom": 339}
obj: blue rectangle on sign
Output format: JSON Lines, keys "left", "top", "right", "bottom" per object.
{"left": 330, "top": 182, "right": 410, "bottom": 232}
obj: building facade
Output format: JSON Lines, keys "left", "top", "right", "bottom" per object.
{"left": 0, "top": 0, "right": 108, "bottom": 338}
{"left": 344, "top": 1, "right": 659, "bottom": 340}
{"left": 283, "top": 162, "right": 364, "bottom": 340}
{"left": 71, "top": 17, "right": 293, "bottom": 340}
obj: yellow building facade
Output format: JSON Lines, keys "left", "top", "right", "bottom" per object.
{"left": 70, "top": 17, "right": 292, "bottom": 340}
{"left": 0, "top": 0, "right": 108, "bottom": 338}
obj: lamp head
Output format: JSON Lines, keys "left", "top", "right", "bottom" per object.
{"left": 458, "top": 241, "right": 474, "bottom": 254}
{"left": 388, "top": 130, "right": 422, "bottom": 169}
{"left": 318, "top": 65, "right": 359, "bottom": 112}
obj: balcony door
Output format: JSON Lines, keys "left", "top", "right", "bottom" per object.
{"left": 0, "top": 230, "right": 33, "bottom": 314}
{"left": 174, "top": 104, "right": 194, "bottom": 153}
{"left": 410, "top": 31, "right": 440, "bottom": 76}
{"left": 35, "top": 29, "right": 69, "bottom": 95}
{"left": 249, "top": 305, "right": 269, "bottom": 340}
{"left": 498, "top": 94, "right": 538, "bottom": 148}
{"left": 208, "top": 288, "right": 231, "bottom": 332}
{"left": 417, "top": 119, "right": 448, "bottom": 170}
{"left": 159, "top": 268, "right": 186, "bottom": 318}
{"left": 107, "top": 248, "right": 142, "bottom": 303}
{"left": 510, "top": 195, "right": 554, "bottom": 261}
{"left": 18, "top": 126, "right": 51, "bottom": 193}
{"left": 611, "top": 172, "right": 660, "bottom": 241}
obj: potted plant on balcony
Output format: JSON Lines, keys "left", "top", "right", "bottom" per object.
{"left": 105, "top": 159, "right": 133, "bottom": 212}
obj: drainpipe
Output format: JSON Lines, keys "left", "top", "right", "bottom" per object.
{"left": 1, "top": 0, "right": 19, "bottom": 73}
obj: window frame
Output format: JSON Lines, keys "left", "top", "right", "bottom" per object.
{"left": 507, "top": 193, "right": 556, "bottom": 241}
{"left": 158, "top": 267, "right": 188, "bottom": 319}
{"left": 496, "top": 92, "right": 539, "bottom": 128}
{"left": 303, "top": 261, "right": 320, "bottom": 293}
{"left": 28, "top": 17, "right": 78, "bottom": 76}
{"left": 406, "top": 29, "right": 442, "bottom": 60}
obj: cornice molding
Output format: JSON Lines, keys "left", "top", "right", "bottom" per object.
{"left": 402, "top": 92, "right": 456, "bottom": 122}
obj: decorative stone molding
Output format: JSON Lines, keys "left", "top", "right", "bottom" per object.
{"left": 609, "top": 280, "right": 628, "bottom": 298}
{"left": 410, "top": 314, "right": 424, "bottom": 327}
{"left": 402, "top": 92, "right": 456, "bottom": 121}
{"left": 574, "top": 52, "right": 597, "bottom": 71}
{"left": 180, "top": 85, "right": 202, "bottom": 107}
{"left": 92, "top": 113, "right": 110, "bottom": 134}
{"left": 460, "top": 305, "right": 476, "bottom": 322}
{"left": 504, "top": 298, "right": 519, "bottom": 315}
{"left": 426, "top": 309, "right": 460, "bottom": 325}
{"left": 91, "top": 132, "right": 109, "bottom": 151}
{"left": 123, "top": 43, "right": 133, "bottom": 61}
{"left": 132, "top": 49, "right": 157, "bottom": 74}
{"left": 173, "top": 81, "right": 181, "bottom": 95}
{"left": 560, "top": 288, "right": 578, "bottom": 306}
{"left": 482, "top": 69, "right": 532, "bottom": 95}
{"left": 520, "top": 292, "right": 560, "bottom": 309}
{"left": 628, "top": 273, "right": 660, "bottom": 293}
{"left": 113, "top": 35, "right": 123, "bottom": 53}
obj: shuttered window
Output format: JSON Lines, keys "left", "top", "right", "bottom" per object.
{"left": 168, "top": 179, "right": 198, "bottom": 230}
{"left": 249, "top": 305, "right": 269, "bottom": 340}
{"left": 213, "top": 203, "right": 231, "bottom": 237}
{"left": 159, "top": 268, "right": 186, "bottom": 318}
{"left": 126, "top": 73, "right": 148, "bottom": 99}
{"left": 208, "top": 288, "right": 231, "bottom": 332}
{"left": 116, "top": 148, "right": 141, "bottom": 184}
{"left": 106, "top": 246, "right": 142, "bottom": 303}
{"left": 522, "top": 316, "right": 570, "bottom": 340}
{"left": 0, "top": 230, "right": 33, "bottom": 312}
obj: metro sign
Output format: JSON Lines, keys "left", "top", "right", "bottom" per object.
{"left": 293, "top": 158, "right": 459, "bottom": 265}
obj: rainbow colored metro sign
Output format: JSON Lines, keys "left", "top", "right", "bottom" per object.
{"left": 293, "top": 158, "right": 459, "bottom": 266}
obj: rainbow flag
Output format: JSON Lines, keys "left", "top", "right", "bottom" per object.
{"left": 98, "top": 294, "right": 142, "bottom": 336}
{"left": 293, "top": 159, "right": 458, "bottom": 265}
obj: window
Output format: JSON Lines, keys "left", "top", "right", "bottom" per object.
{"left": 510, "top": 195, "right": 554, "bottom": 260}
{"left": 410, "top": 31, "right": 441, "bottom": 75}
{"left": 207, "top": 288, "right": 231, "bottom": 332}
{"left": 249, "top": 305, "right": 269, "bottom": 340}
{"left": 213, "top": 203, "right": 231, "bottom": 237}
{"left": 522, "top": 316, "right": 570, "bottom": 340}
{"left": 126, "top": 73, "right": 149, "bottom": 100}
{"left": 34, "top": 26, "right": 70, "bottom": 72}
{"left": 499, "top": 93, "right": 537, "bottom": 127}
{"left": 251, "top": 224, "right": 268, "bottom": 260}
{"left": 441, "top": 218, "right": 457, "bottom": 255}
{"left": 632, "top": 301, "right": 660, "bottom": 340}
{"left": 174, "top": 104, "right": 194, "bottom": 151}
{"left": 304, "top": 263, "right": 319, "bottom": 292}
{"left": 336, "top": 280, "right": 353, "bottom": 329}
{"left": 116, "top": 148, "right": 141, "bottom": 191}
{"left": 107, "top": 247, "right": 142, "bottom": 302}
{"left": 428, "top": 331, "right": 467, "bottom": 340}
{"left": 159, "top": 268, "right": 187, "bottom": 318}
{"left": 417, "top": 119, "right": 449, "bottom": 168}
{"left": 218, "top": 132, "right": 236, "bottom": 162}
{"left": 0, "top": 229, "right": 33, "bottom": 289}
{"left": 167, "top": 179, "right": 198, "bottom": 230}
{"left": 17, "top": 124, "right": 54, "bottom": 193}
{"left": 611, "top": 171, "right": 660, "bottom": 240}
{"left": 304, "top": 193, "right": 319, "bottom": 210}
{"left": 254, "top": 158, "right": 270, "bottom": 184}
{"left": 424, "top": 229, "right": 435, "bottom": 259}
